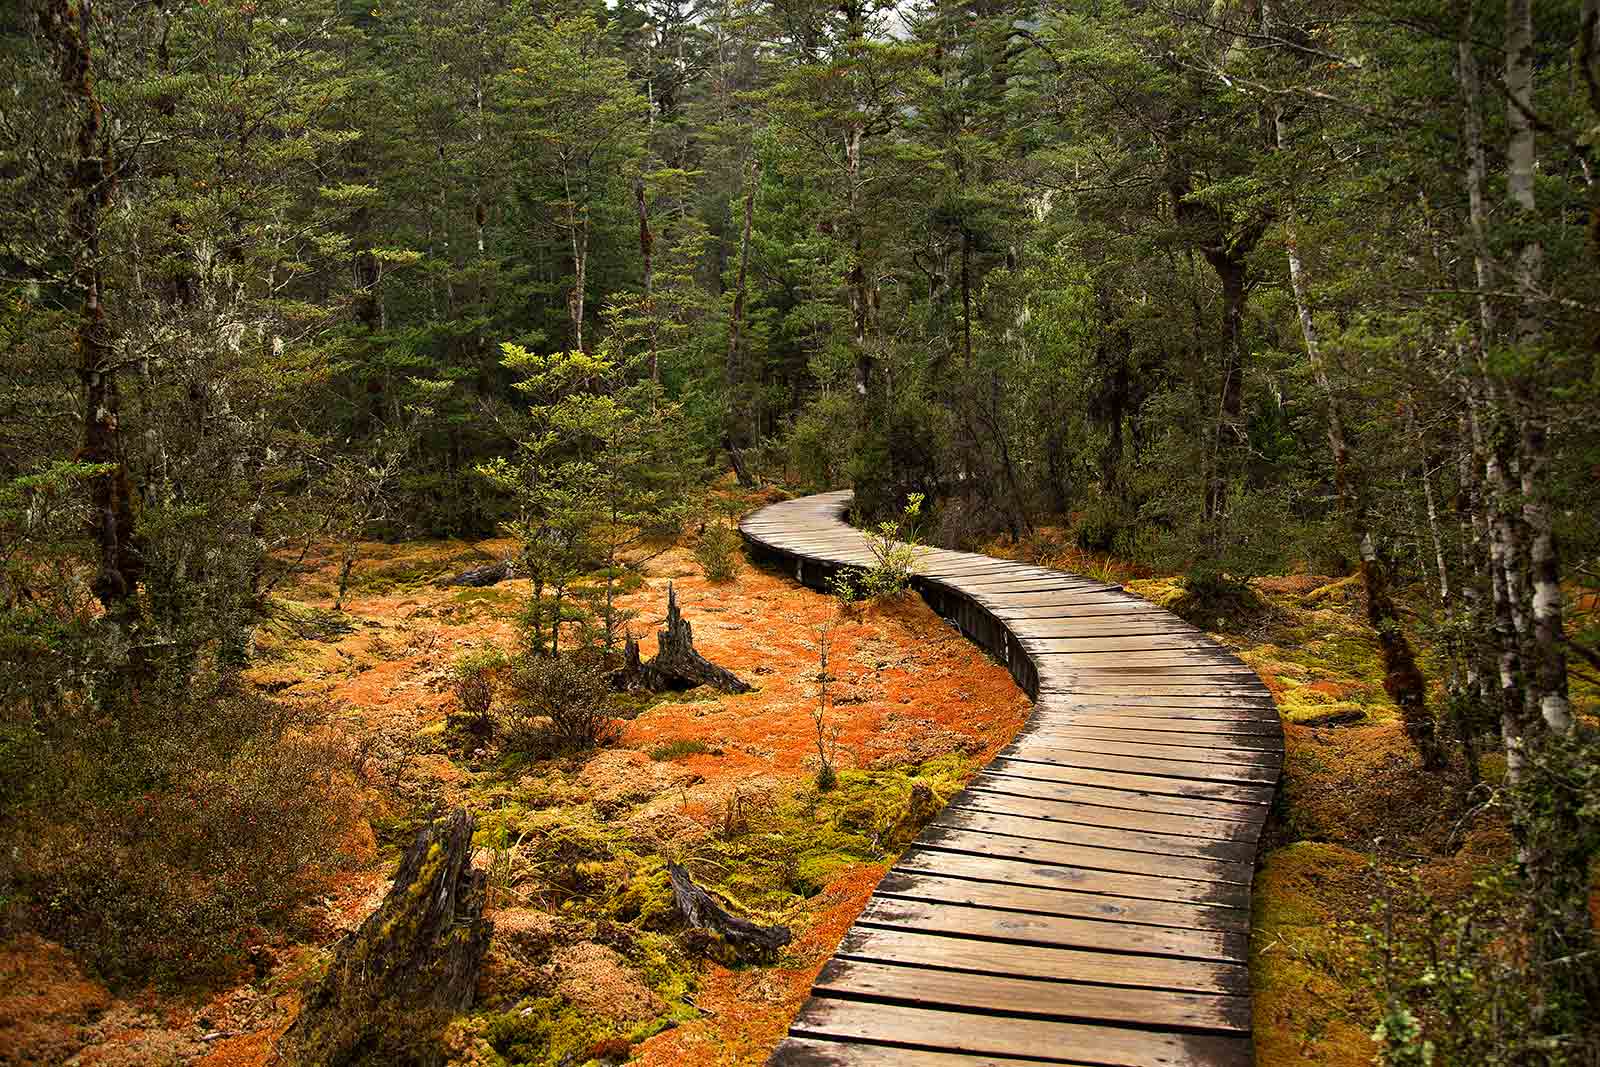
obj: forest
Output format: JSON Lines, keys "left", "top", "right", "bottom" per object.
{"left": 1, "top": 0, "right": 1597, "bottom": 1064}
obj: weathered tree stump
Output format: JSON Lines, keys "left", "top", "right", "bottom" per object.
{"left": 438, "top": 559, "right": 513, "bottom": 587}
{"left": 618, "top": 583, "right": 751, "bottom": 694}
{"left": 280, "top": 808, "right": 491, "bottom": 1067}
{"left": 668, "top": 861, "right": 791, "bottom": 962}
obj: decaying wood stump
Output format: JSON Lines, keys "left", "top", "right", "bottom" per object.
{"left": 619, "top": 583, "right": 751, "bottom": 694}
{"left": 668, "top": 861, "right": 791, "bottom": 962}
{"left": 438, "top": 559, "right": 513, "bottom": 587}
{"left": 280, "top": 808, "right": 491, "bottom": 1067}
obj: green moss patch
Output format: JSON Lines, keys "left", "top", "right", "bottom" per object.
{"left": 1252, "top": 842, "right": 1378, "bottom": 1065}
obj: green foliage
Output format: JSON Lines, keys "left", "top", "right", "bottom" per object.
{"left": 692, "top": 521, "right": 742, "bottom": 583}
{"left": 1369, "top": 864, "right": 1600, "bottom": 1066}
{"left": 829, "top": 494, "right": 924, "bottom": 606}
{"left": 451, "top": 648, "right": 508, "bottom": 743}
{"left": 500, "top": 652, "right": 619, "bottom": 756}
{"left": 481, "top": 342, "right": 700, "bottom": 657}
{"left": 4, "top": 685, "right": 352, "bottom": 984}
{"left": 647, "top": 738, "right": 715, "bottom": 761}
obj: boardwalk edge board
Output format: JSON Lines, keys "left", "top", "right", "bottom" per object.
{"left": 740, "top": 490, "right": 1281, "bottom": 1066}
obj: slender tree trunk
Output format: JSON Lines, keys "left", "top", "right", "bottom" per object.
{"left": 569, "top": 222, "right": 587, "bottom": 353}
{"left": 1500, "top": 0, "right": 1571, "bottom": 738}
{"left": 1272, "top": 100, "right": 1442, "bottom": 770}
{"left": 634, "top": 175, "right": 657, "bottom": 384}
{"left": 562, "top": 164, "right": 587, "bottom": 352}
{"left": 41, "top": 0, "right": 143, "bottom": 619}
{"left": 846, "top": 123, "right": 869, "bottom": 395}
{"left": 960, "top": 228, "right": 973, "bottom": 366}
{"left": 725, "top": 158, "right": 759, "bottom": 485}
{"left": 1470, "top": 397, "right": 1529, "bottom": 782}
{"left": 1203, "top": 254, "right": 1248, "bottom": 522}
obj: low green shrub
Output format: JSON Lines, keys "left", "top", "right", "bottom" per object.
{"left": 693, "top": 521, "right": 742, "bottom": 583}
{"left": 500, "top": 651, "right": 618, "bottom": 756}
{"left": 648, "top": 738, "right": 715, "bottom": 761}
{"left": 5, "top": 687, "right": 353, "bottom": 985}
{"left": 450, "top": 648, "right": 508, "bottom": 746}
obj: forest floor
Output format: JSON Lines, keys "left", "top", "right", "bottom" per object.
{"left": 0, "top": 495, "right": 1030, "bottom": 1067}
{"left": 6, "top": 502, "right": 1589, "bottom": 1066}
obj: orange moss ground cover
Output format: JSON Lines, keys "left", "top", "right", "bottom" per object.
{"left": 0, "top": 520, "right": 1029, "bottom": 1067}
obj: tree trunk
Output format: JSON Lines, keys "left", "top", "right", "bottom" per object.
{"left": 1204, "top": 255, "right": 1248, "bottom": 522}
{"left": 619, "top": 583, "right": 751, "bottom": 693}
{"left": 726, "top": 157, "right": 759, "bottom": 483}
{"left": 847, "top": 138, "right": 869, "bottom": 394}
{"left": 635, "top": 174, "right": 657, "bottom": 383}
{"left": 668, "top": 861, "right": 790, "bottom": 962}
{"left": 41, "top": 0, "right": 143, "bottom": 619}
{"left": 281, "top": 809, "right": 490, "bottom": 1067}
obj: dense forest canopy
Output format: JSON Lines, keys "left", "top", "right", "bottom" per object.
{"left": 2, "top": 0, "right": 1598, "bottom": 1061}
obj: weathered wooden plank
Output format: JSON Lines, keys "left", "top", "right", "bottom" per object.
{"left": 812, "top": 958, "right": 1252, "bottom": 1033}
{"left": 1015, "top": 613, "right": 1199, "bottom": 631}
{"left": 984, "top": 759, "right": 1276, "bottom": 805}
{"left": 950, "top": 787, "right": 1263, "bottom": 843}
{"left": 1020, "top": 634, "right": 1232, "bottom": 654}
{"left": 998, "top": 745, "right": 1281, "bottom": 787}
{"left": 1007, "top": 733, "right": 1284, "bottom": 771}
{"left": 1032, "top": 711, "right": 1282, "bottom": 733}
{"left": 896, "top": 846, "right": 1251, "bottom": 909}
{"left": 854, "top": 896, "right": 1247, "bottom": 963}
{"left": 1037, "top": 688, "right": 1275, "bottom": 706}
{"left": 915, "top": 825, "right": 1254, "bottom": 892}
{"left": 788, "top": 999, "right": 1254, "bottom": 1067}
{"left": 970, "top": 774, "right": 1267, "bottom": 824}
{"left": 981, "top": 591, "right": 1143, "bottom": 610}
{"left": 1034, "top": 691, "right": 1276, "bottom": 709}
{"left": 1023, "top": 724, "right": 1285, "bottom": 754}
{"left": 769, "top": 1037, "right": 1051, "bottom": 1067}
{"left": 1032, "top": 700, "right": 1279, "bottom": 722}
{"left": 873, "top": 870, "right": 1250, "bottom": 934}
{"left": 929, "top": 809, "right": 1258, "bottom": 870}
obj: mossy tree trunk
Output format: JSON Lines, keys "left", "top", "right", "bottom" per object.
{"left": 282, "top": 809, "right": 491, "bottom": 1067}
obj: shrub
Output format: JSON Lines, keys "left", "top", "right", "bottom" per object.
{"left": 450, "top": 649, "right": 506, "bottom": 745}
{"left": 501, "top": 652, "right": 618, "bottom": 755}
{"left": 831, "top": 493, "right": 923, "bottom": 607}
{"left": 5, "top": 687, "right": 353, "bottom": 984}
{"left": 1074, "top": 495, "right": 1134, "bottom": 554}
{"left": 1369, "top": 861, "right": 1600, "bottom": 1066}
{"left": 693, "top": 521, "right": 742, "bottom": 583}
{"left": 1170, "top": 563, "right": 1264, "bottom": 628}
{"left": 649, "top": 738, "right": 714, "bottom": 761}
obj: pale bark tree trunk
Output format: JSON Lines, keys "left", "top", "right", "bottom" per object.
{"left": 725, "top": 157, "right": 758, "bottom": 485}
{"left": 1271, "top": 94, "right": 1443, "bottom": 770}
{"left": 1458, "top": 4, "right": 1532, "bottom": 781}
{"left": 845, "top": 122, "right": 869, "bottom": 395}
{"left": 1502, "top": 0, "right": 1572, "bottom": 737}
{"left": 561, "top": 161, "right": 588, "bottom": 352}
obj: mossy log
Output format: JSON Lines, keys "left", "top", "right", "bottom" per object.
{"left": 439, "top": 559, "right": 512, "bottom": 587}
{"left": 280, "top": 808, "right": 491, "bottom": 1067}
{"left": 619, "top": 583, "right": 751, "bottom": 694}
{"left": 668, "top": 861, "right": 790, "bottom": 962}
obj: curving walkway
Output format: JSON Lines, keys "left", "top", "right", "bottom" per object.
{"left": 740, "top": 491, "right": 1280, "bottom": 1067}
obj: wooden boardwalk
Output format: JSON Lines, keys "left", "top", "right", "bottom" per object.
{"left": 739, "top": 490, "right": 1279, "bottom": 1067}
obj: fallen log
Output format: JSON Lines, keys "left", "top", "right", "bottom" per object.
{"left": 280, "top": 808, "right": 491, "bottom": 1067}
{"left": 668, "top": 861, "right": 791, "bottom": 962}
{"left": 619, "top": 583, "right": 751, "bottom": 694}
{"left": 439, "top": 559, "right": 513, "bottom": 587}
